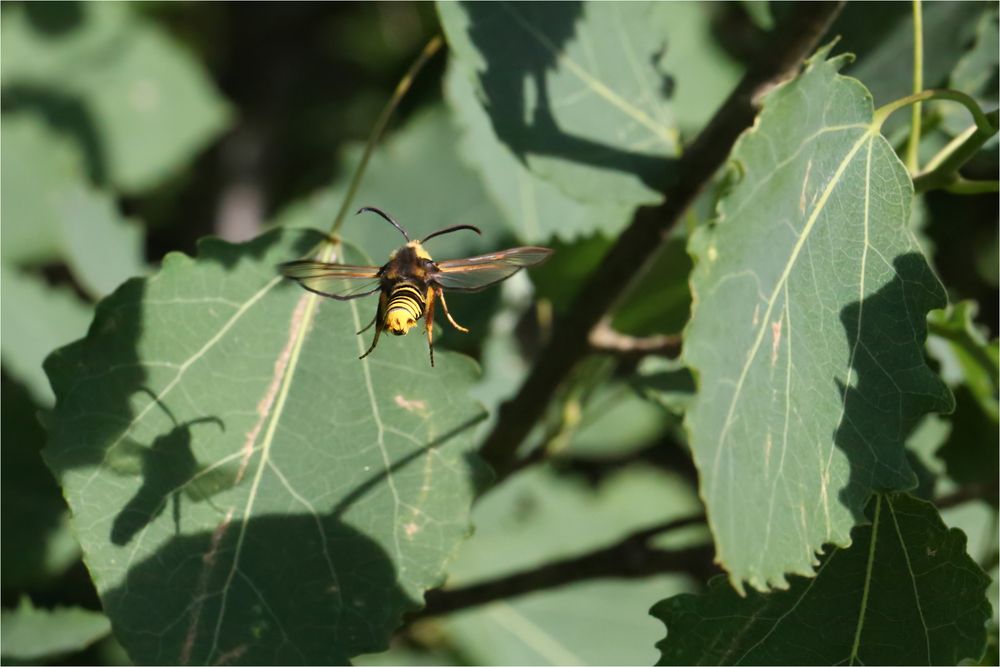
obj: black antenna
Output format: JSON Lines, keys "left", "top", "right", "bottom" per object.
{"left": 421, "top": 224, "right": 483, "bottom": 243}
{"left": 357, "top": 206, "right": 411, "bottom": 241}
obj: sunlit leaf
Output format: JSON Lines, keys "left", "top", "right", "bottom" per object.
{"left": 43, "top": 227, "right": 486, "bottom": 664}
{"left": 942, "top": 8, "right": 999, "bottom": 137}
{"left": 1, "top": 2, "right": 231, "bottom": 193}
{"left": 0, "top": 264, "right": 93, "bottom": 405}
{"left": 440, "top": 466, "right": 702, "bottom": 665}
{"left": 0, "top": 598, "right": 111, "bottom": 662}
{"left": 445, "top": 63, "right": 633, "bottom": 242}
{"left": 740, "top": 1, "right": 774, "bottom": 31}
{"left": 0, "top": 115, "right": 84, "bottom": 265}
{"left": 652, "top": 493, "right": 991, "bottom": 666}
{"left": 439, "top": 2, "right": 739, "bottom": 207}
{"left": 683, "top": 49, "right": 952, "bottom": 591}
{"left": 59, "top": 187, "right": 146, "bottom": 299}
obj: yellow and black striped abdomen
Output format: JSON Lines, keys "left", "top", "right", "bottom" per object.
{"left": 384, "top": 282, "right": 425, "bottom": 335}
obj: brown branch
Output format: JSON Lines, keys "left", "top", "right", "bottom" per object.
{"left": 589, "top": 319, "right": 682, "bottom": 358}
{"left": 413, "top": 514, "right": 712, "bottom": 619}
{"left": 935, "top": 480, "right": 999, "bottom": 510}
{"left": 479, "top": 2, "right": 846, "bottom": 473}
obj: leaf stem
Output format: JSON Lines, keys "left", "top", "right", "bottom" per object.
{"left": 912, "top": 108, "right": 1000, "bottom": 194}
{"left": 944, "top": 178, "right": 1000, "bottom": 195}
{"left": 328, "top": 35, "right": 443, "bottom": 237}
{"left": 873, "top": 89, "right": 995, "bottom": 136}
{"left": 477, "top": 2, "right": 846, "bottom": 473}
{"left": 906, "top": 0, "right": 923, "bottom": 173}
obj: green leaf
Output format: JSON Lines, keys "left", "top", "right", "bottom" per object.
{"left": 439, "top": 2, "right": 740, "bottom": 208}
{"left": 0, "top": 598, "right": 111, "bottom": 662}
{"left": 560, "top": 380, "right": 674, "bottom": 461}
{"left": 528, "top": 234, "right": 614, "bottom": 313}
{"left": 610, "top": 235, "right": 692, "bottom": 336}
{"left": 440, "top": 466, "right": 703, "bottom": 665}
{"left": 926, "top": 302, "right": 999, "bottom": 489}
{"left": 683, "top": 49, "right": 952, "bottom": 591}
{"left": 446, "top": 578, "right": 691, "bottom": 667}
{"left": 0, "top": 264, "right": 93, "bottom": 406}
{"left": 632, "top": 357, "right": 696, "bottom": 417}
{"left": 943, "top": 8, "right": 999, "bottom": 137}
{"left": 652, "top": 493, "right": 992, "bottom": 665}
{"left": 445, "top": 63, "right": 633, "bottom": 242}
{"left": 1, "top": 377, "right": 81, "bottom": 588}
{"left": 43, "top": 227, "right": 487, "bottom": 664}
{"left": 59, "top": 187, "right": 146, "bottom": 299}
{"left": 833, "top": 1, "right": 984, "bottom": 137}
{"left": 2, "top": 2, "right": 231, "bottom": 193}
{"left": 0, "top": 115, "right": 85, "bottom": 265}
{"left": 356, "top": 642, "right": 461, "bottom": 667}
{"left": 936, "top": 385, "right": 999, "bottom": 491}
{"left": 928, "top": 301, "right": 999, "bottom": 420}
{"left": 529, "top": 232, "right": 691, "bottom": 336}
{"left": 741, "top": 1, "right": 774, "bottom": 31}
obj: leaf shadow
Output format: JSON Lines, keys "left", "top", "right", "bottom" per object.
{"left": 102, "top": 412, "right": 485, "bottom": 664}
{"left": 102, "top": 511, "right": 414, "bottom": 665}
{"left": 23, "top": 1, "right": 85, "bottom": 35}
{"left": 4, "top": 85, "right": 109, "bottom": 186}
{"left": 330, "top": 412, "right": 488, "bottom": 519}
{"left": 834, "top": 253, "right": 952, "bottom": 518}
{"left": 457, "top": 1, "right": 677, "bottom": 192}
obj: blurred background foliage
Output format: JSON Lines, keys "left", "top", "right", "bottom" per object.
{"left": 0, "top": 2, "right": 996, "bottom": 665}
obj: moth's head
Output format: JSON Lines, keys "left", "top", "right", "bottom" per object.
{"left": 385, "top": 310, "right": 417, "bottom": 336}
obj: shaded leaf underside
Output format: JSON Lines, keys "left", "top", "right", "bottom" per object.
{"left": 44, "top": 228, "right": 485, "bottom": 664}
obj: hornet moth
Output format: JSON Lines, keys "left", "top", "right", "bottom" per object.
{"left": 279, "top": 206, "right": 553, "bottom": 366}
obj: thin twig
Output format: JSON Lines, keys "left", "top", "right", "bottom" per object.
{"left": 478, "top": 2, "right": 846, "bottom": 473}
{"left": 906, "top": 0, "right": 923, "bottom": 172}
{"left": 589, "top": 319, "right": 682, "bottom": 358}
{"left": 328, "top": 35, "right": 443, "bottom": 237}
{"left": 935, "top": 480, "right": 999, "bottom": 510}
{"left": 413, "top": 514, "right": 712, "bottom": 619}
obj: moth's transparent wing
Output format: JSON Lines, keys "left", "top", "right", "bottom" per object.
{"left": 279, "top": 260, "right": 381, "bottom": 300}
{"left": 434, "top": 247, "right": 553, "bottom": 292}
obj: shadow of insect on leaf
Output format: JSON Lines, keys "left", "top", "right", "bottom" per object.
{"left": 109, "top": 389, "right": 239, "bottom": 546}
{"left": 101, "top": 407, "right": 488, "bottom": 663}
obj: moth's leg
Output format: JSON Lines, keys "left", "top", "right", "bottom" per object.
{"left": 424, "top": 286, "right": 437, "bottom": 367}
{"left": 436, "top": 287, "right": 469, "bottom": 332}
{"left": 360, "top": 292, "right": 387, "bottom": 360}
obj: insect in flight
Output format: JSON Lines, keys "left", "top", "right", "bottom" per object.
{"left": 279, "top": 207, "right": 553, "bottom": 366}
